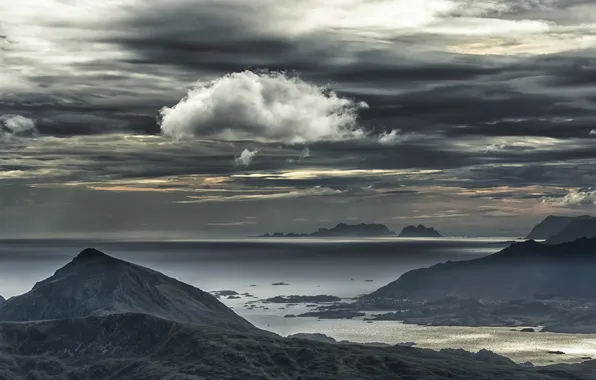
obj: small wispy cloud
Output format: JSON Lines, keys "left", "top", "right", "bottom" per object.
{"left": 177, "top": 186, "right": 344, "bottom": 203}
{"left": 299, "top": 147, "right": 310, "bottom": 161}
{"left": 393, "top": 212, "right": 470, "bottom": 220}
{"left": 378, "top": 129, "right": 407, "bottom": 145}
{"left": 234, "top": 149, "right": 259, "bottom": 167}
{"left": 485, "top": 143, "right": 506, "bottom": 153}
{"left": 207, "top": 221, "right": 258, "bottom": 226}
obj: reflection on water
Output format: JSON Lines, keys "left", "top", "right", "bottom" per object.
{"left": 1, "top": 237, "right": 594, "bottom": 366}
{"left": 240, "top": 311, "right": 596, "bottom": 365}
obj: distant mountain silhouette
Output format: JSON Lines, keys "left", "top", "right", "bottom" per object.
{"left": 399, "top": 224, "right": 442, "bottom": 237}
{"left": 260, "top": 223, "right": 396, "bottom": 237}
{"left": 0, "top": 248, "right": 255, "bottom": 331}
{"left": 545, "top": 217, "right": 596, "bottom": 244}
{"left": 367, "top": 237, "right": 596, "bottom": 301}
{"left": 525, "top": 215, "right": 595, "bottom": 240}
{"left": 0, "top": 295, "right": 4, "bottom": 305}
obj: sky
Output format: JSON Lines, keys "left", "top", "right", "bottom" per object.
{"left": 2, "top": 0, "right": 596, "bottom": 238}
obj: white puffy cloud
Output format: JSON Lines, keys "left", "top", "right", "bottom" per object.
{"left": 590, "top": 129, "right": 596, "bottom": 136}
{"left": 0, "top": 115, "right": 38, "bottom": 141}
{"left": 543, "top": 189, "right": 596, "bottom": 206}
{"left": 159, "top": 71, "right": 369, "bottom": 144}
{"left": 234, "top": 149, "right": 259, "bottom": 167}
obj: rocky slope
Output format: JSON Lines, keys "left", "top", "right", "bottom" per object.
{"left": 0, "top": 248, "right": 255, "bottom": 331}
{"left": 368, "top": 238, "right": 596, "bottom": 301}
{"left": 260, "top": 223, "right": 396, "bottom": 237}
{"left": 526, "top": 215, "right": 595, "bottom": 240}
{"left": 399, "top": 224, "right": 442, "bottom": 237}
{"left": 1, "top": 312, "right": 594, "bottom": 379}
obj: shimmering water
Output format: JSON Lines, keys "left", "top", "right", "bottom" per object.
{"left": 1, "top": 237, "right": 594, "bottom": 366}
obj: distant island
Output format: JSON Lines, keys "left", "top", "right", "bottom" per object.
{"left": 259, "top": 223, "right": 396, "bottom": 238}
{"left": 398, "top": 224, "right": 442, "bottom": 237}
{"left": 259, "top": 222, "right": 444, "bottom": 238}
{"left": 526, "top": 215, "right": 596, "bottom": 243}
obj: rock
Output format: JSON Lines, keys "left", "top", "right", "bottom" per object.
{"left": 399, "top": 224, "right": 442, "bottom": 237}
{"left": 264, "top": 295, "right": 341, "bottom": 304}
{"left": 211, "top": 290, "right": 239, "bottom": 297}
{"left": 520, "top": 328, "right": 535, "bottom": 332}
{"left": 547, "top": 351, "right": 566, "bottom": 355}
{"left": 272, "top": 282, "right": 289, "bottom": 286}
{"left": 284, "top": 314, "right": 296, "bottom": 318}
{"left": 226, "top": 295, "right": 241, "bottom": 299}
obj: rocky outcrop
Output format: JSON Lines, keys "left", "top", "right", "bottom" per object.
{"left": 399, "top": 224, "right": 442, "bottom": 237}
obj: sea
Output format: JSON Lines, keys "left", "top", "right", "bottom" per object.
{"left": 1, "top": 237, "right": 595, "bottom": 366}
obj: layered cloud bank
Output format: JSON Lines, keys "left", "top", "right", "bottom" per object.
{"left": 159, "top": 71, "right": 370, "bottom": 144}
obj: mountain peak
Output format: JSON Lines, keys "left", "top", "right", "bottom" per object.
{"left": 0, "top": 249, "right": 256, "bottom": 331}
{"left": 75, "top": 248, "right": 111, "bottom": 260}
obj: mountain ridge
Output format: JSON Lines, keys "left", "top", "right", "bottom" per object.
{"left": 526, "top": 215, "right": 595, "bottom": 241}
{"left": 0, "top": 248, "right": 256, "bottom": 332}
{"left": 367, "top": 237, "right": 596, "bottom": 301}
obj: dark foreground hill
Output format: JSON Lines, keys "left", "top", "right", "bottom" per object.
{"left": 1, "top": 248, "right": 596, "bottom": 379}
{"left": 526, "top": 215, "right": 595, "bottom": 241}
{"left": 260, "top": 223, "right": 396, "bottom": 237}
{"left": 2, "top": 312, "right": 595, "bottom": 379}
{"left": 368, "top": 237, "right": 596, "bottom": 301}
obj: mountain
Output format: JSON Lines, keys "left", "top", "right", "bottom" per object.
{"left": 260, "top": 223, "right": 396, "bottom": 237}
{"left": 0, "top": 295, "right": 4, "bottom": 305}
{"left": 367, "top": 238, "right": 596, "bottom": 301}
{"left": 526, "top": 215, "right": 595, "bottom": 240}
{"left": 546, "top": 217, "right": 596, "bottom": 244}
{"left": 399, "top": 224, "right": 442, "bottom": 237}
{"left": 0, "top": 248, "right": 255, "bottom": 331}
{"left": 0, "top": 248, "right": 593, "bottom": 379}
